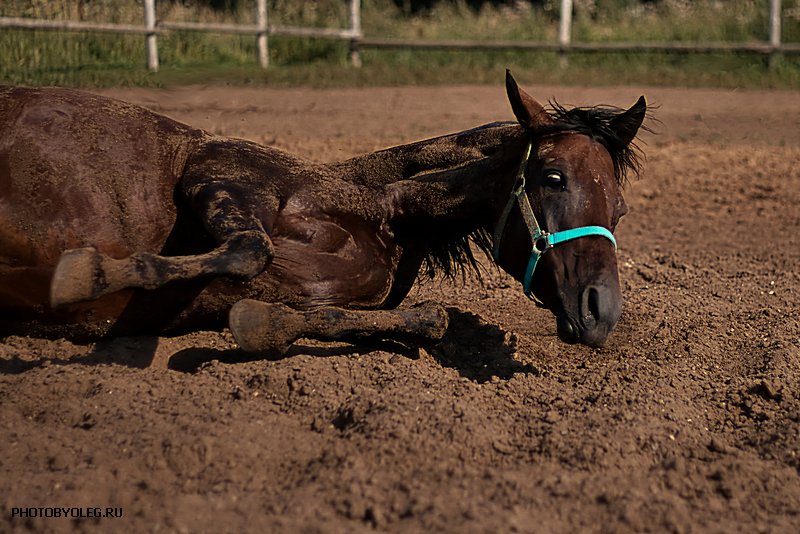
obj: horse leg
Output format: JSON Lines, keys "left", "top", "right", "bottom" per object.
{"left": 50, "top": 183, "right": 274, "bottom": 307}
{"left": 228, "top": 300, "right": 449, "bottom": 357}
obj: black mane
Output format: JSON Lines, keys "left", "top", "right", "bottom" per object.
{"left": 421, "top": 228, "right": 493, "bottom": 283}
{"left": 539, "top": 100, "right": 648, "bottom": 185}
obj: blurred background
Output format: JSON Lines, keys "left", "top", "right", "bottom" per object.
{"left": 1, "top": 0, "right": 798, "bottom": 88}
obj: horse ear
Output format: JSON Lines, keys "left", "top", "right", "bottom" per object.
{"left": 611, "top": 96, "right": 647, "bottom": 146}
{"left": 505, "top": 69, "right": 553, "bottom": 130}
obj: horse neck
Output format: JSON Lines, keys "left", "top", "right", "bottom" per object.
{"left": 325, "top": 123, "right": 531, "bottom": 281}
{"left": 387, "top": 124, "right": 530, "bottom": 229}
{"left": 372, "top": 123, "right": 531, "bottom": 280}
{"left": 329, "top": 122, "right": 527, "bottom": 192}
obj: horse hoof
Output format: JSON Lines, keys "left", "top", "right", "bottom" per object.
{"left": 408, "top": 301, "right": 449, "bottom": 341}
{"left": 229, "top": 300, "right": 305, "bottom": 357}
{"left": 50, "top": 247, "right": 103, "bottom": 307}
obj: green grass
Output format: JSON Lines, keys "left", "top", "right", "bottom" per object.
{"left": 1, "top": 0, "right": 799, "bottom": 89}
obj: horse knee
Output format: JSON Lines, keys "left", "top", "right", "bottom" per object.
{"left": 225, "top": 231, "right": 274, "bottom": 278}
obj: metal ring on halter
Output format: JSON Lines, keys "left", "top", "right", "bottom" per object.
{"left": 532, "top": 234, "right": 551, "bottom": 255}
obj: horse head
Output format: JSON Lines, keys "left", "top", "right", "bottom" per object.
{"left": 493, "top": 72, "right": 646, "bottom": 348}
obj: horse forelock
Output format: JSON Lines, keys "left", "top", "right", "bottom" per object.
{"left": 537, "top": 100, "right": 647, "bottom": 187}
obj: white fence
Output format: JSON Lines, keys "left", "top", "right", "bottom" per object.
{"left": 0, "top": 0, "right": 797, "bottom": 72}
{"left": 0, "top": 0, "right": 362, "bottom": 71}
{"left": 358, "top": 0, "right": 797, "bottom": 56}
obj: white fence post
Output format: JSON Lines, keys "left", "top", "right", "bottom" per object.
{"left": 769, "top": 0, "right": 782, "bottom": 48}
{"left": 559, "top": 0, "right": 573, "bottom": 48}
{"left": 144, "top": 0, "right": 158, "bottom": 72}
{"left": 349, "top": 0, "right": 362, "bottom": 68}
{"left": 559, "top": 0, "right": 573, "bottom": 66}
{"left": 769, "top": 0, "right": 782, "bottom": 67}
{"left": 257, "top": 0, "right": 268, "bottom": 68}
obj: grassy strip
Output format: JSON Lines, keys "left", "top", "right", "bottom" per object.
{"left": 4, "top": 43, "right": 797, "bottom": 90}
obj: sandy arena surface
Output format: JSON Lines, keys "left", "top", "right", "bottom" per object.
{"left": 1, "top": 82, "right": 799, "bottom": 533}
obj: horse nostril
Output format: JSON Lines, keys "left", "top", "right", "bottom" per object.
{"left": 588, "top": 287, "right": 601, "bottom": 321}
{"left": 581, "top": 286, "right": 602, "bottom": 325}
{"left": 577, "top": 284, "right": 622, "bottom": 347}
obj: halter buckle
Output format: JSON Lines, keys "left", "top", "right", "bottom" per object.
{"left": 532, "top": 233, "right": 552, "bottom": 255}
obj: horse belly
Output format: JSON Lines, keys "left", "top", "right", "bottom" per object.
{"left": 262, "top": 214, "right": 401, "bottom": 309}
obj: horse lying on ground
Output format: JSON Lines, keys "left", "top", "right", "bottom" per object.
{"left": 0, "top": 72, "right": 646, "bottom": 356}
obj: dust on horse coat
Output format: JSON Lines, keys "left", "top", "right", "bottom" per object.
{"left": 0, "top": 74, "right": 646, "bottom": 353}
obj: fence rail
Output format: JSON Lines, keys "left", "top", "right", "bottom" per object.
{"left": 358, "top": 38, "right": 800, "bottom": 55}
{"left": 0, "top": 0, "right": 796, "bottom": 72}
{"left": 0, "top": 16, "right": 163, "bottom": 35}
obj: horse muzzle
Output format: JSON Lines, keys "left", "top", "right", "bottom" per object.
{"left": 555, "top": 283, "right": 622, "bottom": 348}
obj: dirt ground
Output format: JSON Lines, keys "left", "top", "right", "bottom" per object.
{"left": 1, "top": 82, "right": 799, "bottom": 533}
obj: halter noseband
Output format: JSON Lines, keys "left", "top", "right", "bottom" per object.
{"left": 491, "top": 139, "right": 617, "bottom": 302}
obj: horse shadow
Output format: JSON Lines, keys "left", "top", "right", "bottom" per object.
{"left": 427, "top": 307, "right": 539, "bottom": 382}
{"left": 1, "top": 308, "right": 536, "bottom": 382}
{"left": 167, "top": 307, "right": 537, "bottom": 382}
{"left": 0, "top": 336, "right": 165, "bottom": 374}
{"left": 165, "top": 339, "right": 419, "bottom": 373}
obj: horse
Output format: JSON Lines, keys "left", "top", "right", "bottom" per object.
{"left": 0, "top": 72, "right": 646, "bottom": 356}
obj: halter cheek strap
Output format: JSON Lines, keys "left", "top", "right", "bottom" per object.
{"left": 492, "top": 140, "right": 618, "bottom": 302}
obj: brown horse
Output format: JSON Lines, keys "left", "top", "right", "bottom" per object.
{"left": 0, "top": 72, "right": 646, "bottom": 355}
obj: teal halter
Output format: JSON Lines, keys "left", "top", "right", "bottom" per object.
{"left": 491, "top": 140, "right": 617, "bottom": 302}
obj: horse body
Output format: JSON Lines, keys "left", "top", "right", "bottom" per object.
{"left": 0, "top": 87, "right": 492, "bottom": 334}
{"left": 0, "top": 74, "right": 647, "bottom": 352}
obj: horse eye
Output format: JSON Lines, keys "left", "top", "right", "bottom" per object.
{"left": 545, "top": 170, "right": 564, "bottom": 187}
